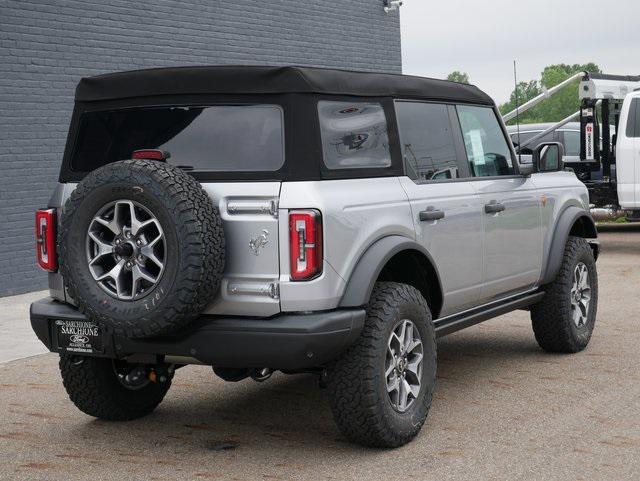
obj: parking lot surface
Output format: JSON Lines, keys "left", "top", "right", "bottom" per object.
{"left": 1, "top": 225, "right": 639, "bottom": 481}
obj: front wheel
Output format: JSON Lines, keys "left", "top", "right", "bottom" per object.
{"left": 531, "top": 236, "right": 598, "bottom": 353}
{"left": 325, "top": 282, "right": 437, "bottom": 448}
{"left": 59, "top": 355, "right": 172, "bottom": 421}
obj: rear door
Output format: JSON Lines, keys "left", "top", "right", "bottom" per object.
{"left": 455, "top": 104, "right": 542, "bottom": 302}
{"left": 396, "top": 101, "right": 484, "bottom": 316}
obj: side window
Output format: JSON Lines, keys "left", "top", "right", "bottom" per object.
{"left": 395, "top": 101, "right": 464, "bottom": 182}
{"left": 457, "top": 105, "right": 514, "bottom": 177}
{"left": 561, "top": 130, "right": 581, "bottom": 156}
{"left": 626, "top": 98, "right": 640, "bottom": 138}
{"left": 317, "top": 101, "right": 391, "bottom": 169}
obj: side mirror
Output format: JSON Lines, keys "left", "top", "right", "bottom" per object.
{"left": 532, "top": 142, "right": 564, "bottom": 172}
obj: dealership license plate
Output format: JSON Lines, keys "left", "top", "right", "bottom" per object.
{"left": 54, "top": 319, "right": 103, "bottom": 354}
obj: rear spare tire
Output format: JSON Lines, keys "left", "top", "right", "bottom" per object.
{"left": 59, "top": 159, "right": 225, "bottom": 338}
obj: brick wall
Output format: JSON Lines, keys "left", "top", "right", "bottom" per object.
{"left": 0, "top": 0, "right": 401, "bottom": 296}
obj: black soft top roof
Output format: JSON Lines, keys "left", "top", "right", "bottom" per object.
{"left": 75, "top": 65, "right": 494, "bottom": 106}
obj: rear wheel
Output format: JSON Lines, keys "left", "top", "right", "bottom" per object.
{"left": 531, "top": 236, "right": 598, "bottom": 353}
{"left": 326, "top": 282, "right": 437, "bottom": 448}
{"left": 59, "top": 355, "right": 172, "bottom": 421}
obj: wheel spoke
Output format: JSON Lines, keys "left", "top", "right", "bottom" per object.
{"left": 579, "top": 267, "right": 588, "bottom": 290}
{"left": 387, "top": 373, "right": 400, "bottom": 393}
{"left": 388, "top": 332, "right": 402, "bottom": 352}
{"left": 403, "top": 322, "right": 414, "bottom": 351}
{"left": 397, "top": 321, "right": 407, "bottom": 349}
{"left": 96, "top": 260, "right": 126, "bottom": 297}
{"left": 94, "top": 215, "right": 121, "bottom": 236}
{"left": 406, "top": 337, "right": 423, "bottom": 355}
{"left": 579, "top": 298, "right": 589, "bottom": 317}
{"left": 133, "top": 218, "right": 160, "bottom": 237}
{"left": 398, "top": 379, "right": 410, "bottom": 411}
{"left": 146, "top": 252, "right": 164, "bottom": 270}
{"left": 406, "top": 353, "right": 423, "bottom": 376}
{"left": 87, "top": 232, "right": 114, "bottom": 265}
{"left": 132, "top": 264, "right": 157, "bottom": 284}
{"left": 407, "top": 379, "right": 420, "bottom": 398}
{"left": 385, "top": 361, "right": 396, "bottom": 378}
{"left": 121, "top": 201, "right": 141, "bottom": 235}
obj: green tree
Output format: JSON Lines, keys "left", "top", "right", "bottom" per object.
{"left": 499, "top": 80, "right": 542, "bottom": 123}
{"left": 447, "top": 71, "right": 470, "bottom": 84}
{"left": 500, "top": 63, "right": 601, "bottom": 125}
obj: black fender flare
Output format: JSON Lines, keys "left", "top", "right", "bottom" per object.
{"left": 339, "top": 235, "right": 443, "bottom": 308}
{"left": 540, "top": 206, "right": 598, "bottom": 285}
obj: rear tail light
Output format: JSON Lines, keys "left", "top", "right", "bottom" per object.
{"left": 36, "top": 208, "right": 57, "bottom": 272}
{"left": 289, "top": 210, "right": 322, "bottom": 281}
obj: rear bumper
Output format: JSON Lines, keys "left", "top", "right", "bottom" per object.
{"left": 30, "top": 298, "right": 366, "bottom": 369}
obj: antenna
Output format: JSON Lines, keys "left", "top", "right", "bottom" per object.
{"left": 513, "top": 60, "right": 522, "bottom": 163}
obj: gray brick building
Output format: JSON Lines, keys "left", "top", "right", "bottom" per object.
{"left": 0, "top": 0, "right": 401, "bottom": 297}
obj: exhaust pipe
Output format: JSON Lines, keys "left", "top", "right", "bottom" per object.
{"left": 250, "top": 368, "right": 273, "bottom": 382}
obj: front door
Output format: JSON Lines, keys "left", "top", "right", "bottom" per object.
{"left": 395, "top": 101, "right": 483, "bottom": 316}
{"left": 455, "top": 104, "right": 542, "bottom": 302}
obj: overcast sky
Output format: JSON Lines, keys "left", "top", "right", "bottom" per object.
{"left": 400, "top": 0, "right": 639, "bottom": 104}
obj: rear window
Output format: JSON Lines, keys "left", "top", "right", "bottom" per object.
{"left": 71, "top": 105, "right": 285, "bottom": 172}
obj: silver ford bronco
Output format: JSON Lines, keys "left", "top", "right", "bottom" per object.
{"left": 30, "top": 66, "right": 599, "bottom": 448}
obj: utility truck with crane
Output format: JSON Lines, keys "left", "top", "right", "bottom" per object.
{"left": 504, "top": 72, "right": 640, "bottom": 221}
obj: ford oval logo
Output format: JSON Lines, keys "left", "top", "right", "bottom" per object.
{"left": 70, "top": 334, "right": 89, "bottom": 344}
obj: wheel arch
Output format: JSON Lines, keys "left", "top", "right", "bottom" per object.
{"left": 339, "top": 236, "right": 444, "bottom": 318}
{"left": 541, "top": 206, "right": 598, "bottom": 285}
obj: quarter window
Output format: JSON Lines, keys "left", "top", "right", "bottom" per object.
{"left": 395, "top": 102, "right": 463, "bottom": 182}
{"left": 318, "top": 101, "right": 391, "bottom": 170}
{"left": 457, "top": 105, "right": 514, "bottom": 177}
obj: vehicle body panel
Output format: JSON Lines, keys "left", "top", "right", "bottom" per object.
{"left": 529, "top": 171, "right": 591, "bottom": 281}
{"left": 278, "top": 177, "right": 415, "bottom": 312}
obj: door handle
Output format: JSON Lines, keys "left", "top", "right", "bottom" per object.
{"left": 419, "top": 208, "right": 445, "bottom": 221}
{"left": 484, "top": 201, "right": 505, "bottom": 214}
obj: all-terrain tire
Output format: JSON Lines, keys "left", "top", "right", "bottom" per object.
{"left": 59, "top": 159, "right": 225, "bottom": 339}
{"left": 531, "top": 236, "right": 598, "bottom": 353}
{"left": 325, "top": 282, "right": 437, "bottom": 448}
{"left": 59, "top": 355, "right": 171, "bottom": 421}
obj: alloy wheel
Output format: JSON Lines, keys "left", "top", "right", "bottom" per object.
{"left": 570, "top": 262, "right": 591, "bottom": 328}
{"left": 385, "top": 319, "right": 423, "bottom": 412}
{"left": 86, "top": 199, "right": 166, "bottom": 300}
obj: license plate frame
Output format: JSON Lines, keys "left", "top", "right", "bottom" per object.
{"left": 54, "top": 319, "right": 104, "bottom": 354}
